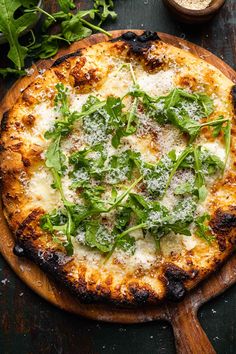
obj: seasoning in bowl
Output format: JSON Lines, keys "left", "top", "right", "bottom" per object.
{"left": 163, "top": 0, "right": 226, "bottom": 24}
{"left": 174, "top": 0, "right": 212, "bottom": 10}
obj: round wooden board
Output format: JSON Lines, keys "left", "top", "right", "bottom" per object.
{"left": 1, "top": 30, "right": 236, "bottom": 354}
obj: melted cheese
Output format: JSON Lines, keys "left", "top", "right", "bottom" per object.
{"left": 137, "top": 69, "right": 175, "bottom": 96}
{"left": 28, "top": 168, "right": 61, "bottom": 211}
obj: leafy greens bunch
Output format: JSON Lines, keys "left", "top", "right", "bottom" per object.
{"left": 0, "top": 0, "right": 117, "bottom": 76}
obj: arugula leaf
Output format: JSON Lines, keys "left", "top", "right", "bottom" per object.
{"left": 58, "top": 0, "right": 76, "bottom": 13}
{"left": 45, "top": 136, "right": 66, "bottom": 175}
{"left": 28, "top": 34, "right": 69, "bottom": 59}
{"left": 174, "top": 181, "right": 194, "bottom": 195}
{"left": 54, "top": 83, "right": 70, "bottom": 116}
{"left": 195, "top": 213, "right": 215, "bottom": 244}
{"left": 85, "top": 221, "right": 113, "bottom": 252}
{"left": 61, "top": 12, "right": 93, "bottom": 42}
{"left": 193, "top": 146, "right": 207, "bottom": 202}
{"left": 43, "top": 11, "right": 69, "bottom": 31}
{"left": 126, "top": 98, "right": 139, "bottom": 134}
{"left": 82, "top": 185, "right": 107, "bottom": 213}
{"left": 142, "top": 152, "right": 175, "bottom": 197}
{"left": 164, "top": 147, "right": 193, "bottom": 193}
{"left": 40, "top": 206, "right": 75, "bottom": 255}
{"left": 128, "top": 193, "right": 149, "bottom": 223}
{"left": 0, "top": 67, "right": 26, "bottom": 77}
{"left": 94, "top": 0, "right": 117, "bottom": 24}
{"left": 116, "top": 234, "right": 136, "bottom": 253}
{"left": 0, "top": 0, "right": 37, "bottom": 69}
{"left": 212, "top": 116, "right": 224, "bottom": 137}
{"left": 107, "top": 150, "right": 139, "bottom": 184}
{"left": 81, "top": 95, "right": 132, "bottom": 147}
{"left": 114, "top": 207, "right": 132, "bottom": 232}
{"left": 70, "top": 144, "right": 107, "bottom": 188}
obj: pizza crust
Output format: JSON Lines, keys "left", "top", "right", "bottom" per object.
{"left": 1, "top": 31, "right": 236, "bottom": 305}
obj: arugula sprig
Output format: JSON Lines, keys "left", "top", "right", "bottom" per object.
{"left": 195, "top": 213, "right": 215, "bottom": 244}
{"left": 46, "top": 85, "right": 106, "bottom": 140}
{"left": 0, "top": 0, "right": 38, "bottom": 70}
{"left": 0, "top": 0, "right": 117, "bottom": 75}
{"left": 94, "top": 0, "right": 117, "bottom": 25}
{"left": 129, "top": 86, "right": 231, "bottom": 146}
{"left": 105, "top": 194, "right": 198, "bottom": 260}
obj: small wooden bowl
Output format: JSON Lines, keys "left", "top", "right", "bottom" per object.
{"left": 163, "top": 0, "right": 226, "bottom": 24}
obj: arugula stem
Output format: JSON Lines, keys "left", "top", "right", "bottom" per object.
{"left": 164, "top": 147, "right": 193, "bottom": 195}
{"left": 129, "top": 63, "right": 137, "bottom": 85}
{"left": 200, "top": 118, "right": 229, "bottom": 128}
{"left": 108, "top": 175, "right": 143, "bottom": 211}
{"left": 126, "top": 97, "right": 138, "bottom": 133}
{"left": 25, "top": 7, "right": 56, "bottom": 22}
{"left": 117, "top": 223, "right": 147, "bottom": 239}
{"left": 80, "top": 18, "right": 112, "bottom": 37}
{"left": 104, "top": 222, "right": 147, "bottom": 263}
{"left": 193, "top": 146, "right": 201, "bottom": 185}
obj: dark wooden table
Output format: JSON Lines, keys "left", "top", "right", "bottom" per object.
{"left": 0, "top": 1, "right": 236, "bottom": 353}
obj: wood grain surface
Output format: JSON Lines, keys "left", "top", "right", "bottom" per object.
{"left": 0, "top": 1, "right": 236, "bottom": 354}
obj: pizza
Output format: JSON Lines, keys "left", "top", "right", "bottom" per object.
{"left": 1, "top": 31, "right": 236, "bottom": 305}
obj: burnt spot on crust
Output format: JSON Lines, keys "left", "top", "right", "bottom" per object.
{"left": 112, "top": 31, "right": 160, "bottom": 52}
{"left": 16, "top": 208, "right": 44, "bottom": 241}
{"left": 129, "top": 284, "right": 150, "bottom": 304}
{"left": 210, "top": 206, "right": 236, "bottom": 251}
{"left": 231, "top": 85, "right": 236, "bottom": 112}
{"left": 13, "top": 244, "right": 26, "bottom": 257}
{"left": 112, "top": 31, "right": 159, "bottom": 54}
{"left": 52, "top": 50, "right": 82, "bottom": 67}
{"left": 120, "top": 31, "right": 159, "bottom": 51}
{"left": 163, "top": 264, "right": 192, "bottom": 301}
{"left": 1, "top": 111, "right": 9, "bottom": 132}
{"left": 112, "top": 31, "right": 162, "bottom": 72}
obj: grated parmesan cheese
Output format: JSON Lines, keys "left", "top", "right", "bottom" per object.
{"left": 174, "top": 0, "right": 212, "bottom": 10}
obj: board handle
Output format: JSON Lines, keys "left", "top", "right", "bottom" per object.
{"left": 170, "top": 302, "right": 216, "bottom": 354}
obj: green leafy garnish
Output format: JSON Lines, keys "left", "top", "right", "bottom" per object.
{"left": 0, "top": 0, "right": 37, "bottom": 70}
{"left": 195, "top": 213, "right": 215, "bottom": 244}
{"left": 85, "top": 221, "right": 113, "bottom": 253}
{"left": 58, "top": 0, "right": 75, "bottom": 13}
{"left": 94, "top": 0, "right": 117, "bottom": 25}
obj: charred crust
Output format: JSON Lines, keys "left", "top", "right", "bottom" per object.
{"left": 52, "top": 50, "right": 82, "bottom": 67}
{"left": 16, "top": 209, "right": 44, "bottom": 240}
{"left": 129, "top": 285, "right": 150, "bottom": 304}
{"left": 163, "top": 265, "right": 192, "bottom": 301}
{"left": 210, "top": 207, "right": 236, "bottom": 251}
{"left": 112, "top": 31, "right": 160, "bottom": 55}
{"left": 231, "top": 85, "right": 236, "bottom": 111}
{"left": 13, "top": 244, "right": 26, "bottom": 257}
{"left": 1, "top": 111, "right": 9, "bottom": 132}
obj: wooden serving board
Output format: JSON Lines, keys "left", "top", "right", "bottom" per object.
{"left": 0, "top": 30, "right": 236, "bottom": 354}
